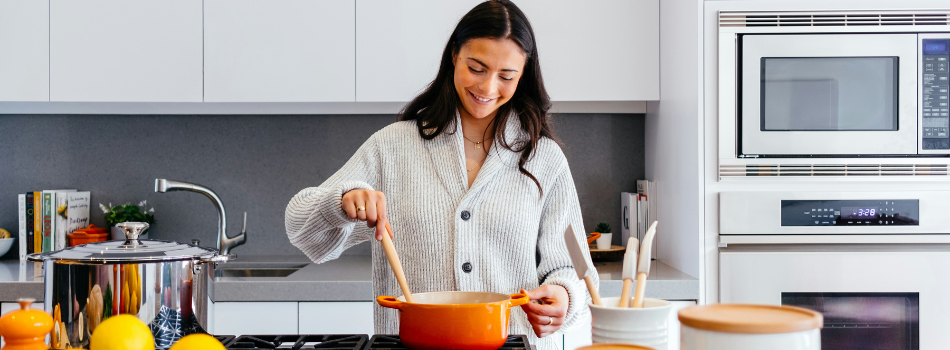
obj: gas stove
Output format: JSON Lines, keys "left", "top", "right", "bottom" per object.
{"left": 216, "top": 334, "right": 534, "bottom": 350}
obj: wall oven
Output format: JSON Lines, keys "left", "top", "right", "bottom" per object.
{"left": 718, "top": 11, "right": 950, "bottom": 178}
{"left": 719, "top": 190, "right": 950, "bottom": 349}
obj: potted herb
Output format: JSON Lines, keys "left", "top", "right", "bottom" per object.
{"left": 594, "top": 222, "right": 612, "bottom": 250}
{"left": 100, "top": 201, "right": 155, "bottom": 240}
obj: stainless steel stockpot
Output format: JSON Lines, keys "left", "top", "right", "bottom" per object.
{"left": 27, "top": 222, "right": 231, "bottom": 349}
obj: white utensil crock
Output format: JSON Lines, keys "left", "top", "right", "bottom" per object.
{"left": 589, "top": 297, "right": 671, "bottom": 350}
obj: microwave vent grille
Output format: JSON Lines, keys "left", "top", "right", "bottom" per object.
{"left": 720, "top": 164, "right": 949, "bottom": 177}
{"left": 720, "top": 11, "right": 950, "bottom": 27}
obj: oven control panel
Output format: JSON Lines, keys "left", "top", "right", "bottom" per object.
{"left": 781, "top": 200, "right": 919, "bottom": 226}
{"left": 922, "top": 38, "right": 950, "bottom": 150}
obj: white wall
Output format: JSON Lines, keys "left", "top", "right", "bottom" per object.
{"left": 645, "top": 0, "right": 704, "bottom": 289}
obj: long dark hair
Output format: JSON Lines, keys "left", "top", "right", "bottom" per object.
{"left": 398, "top": 0, "right": 554, "bottom": 196}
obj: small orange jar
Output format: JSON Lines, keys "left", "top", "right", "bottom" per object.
{"left": 0, "top": 298, "right": 53, "bottom": 350}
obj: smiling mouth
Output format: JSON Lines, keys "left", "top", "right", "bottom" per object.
{"left": 469, "top": 90, "right": 495, "bottom": 103}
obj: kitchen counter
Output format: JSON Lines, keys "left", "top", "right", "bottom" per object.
{"left": 0, "top": 255, "right": 699, "bottom": 302}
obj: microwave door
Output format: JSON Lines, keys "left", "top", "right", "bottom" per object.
{"left": 740, "top": 34, "right": 918, "bottom": 156}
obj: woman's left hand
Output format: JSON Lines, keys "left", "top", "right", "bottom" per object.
{"left": 520, "top": 285, "right": 569, "bottom": 337}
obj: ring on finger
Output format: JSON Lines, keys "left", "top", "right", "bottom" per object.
{"left": 546, "top": 316, "right": 553, "bottom": 326}
{"left": 356, "top": 205, "right": 366, "bottom": 211}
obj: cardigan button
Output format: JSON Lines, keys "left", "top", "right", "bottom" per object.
{"left": 462, "top": 262, "right": 473, "bottom": 273}
{"left": 460, "top": 211, "right": 471, "bottom": 220}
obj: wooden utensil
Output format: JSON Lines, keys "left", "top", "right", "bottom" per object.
{"left": 631, "top": 221, "right": 657, "bottom": 308}
{"left": 381, "top": 222, "right": 414, "bottom": 303}
{"left": 563, "top": 224, "right": 602, "bottom": 306}
{"left": 618, "top": 237, "right": 639, "bottom": 308}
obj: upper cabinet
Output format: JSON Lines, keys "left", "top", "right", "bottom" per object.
{"left": 49, "top": 0, "right": 203, "bottom": 102}
{"left": 0, "top": 1, "right": 49, "bottom": 101}
{"left": 355, "top": 0, "right": 659, "bottom": 102}
{"left": 517, "top": 0, "right": 659, "bottom": 101}
{"left": 204, "top": 0, "right": 356, "bottom": 102}
{"left": 356, "top": 0, "right": 483, "bottom": 102}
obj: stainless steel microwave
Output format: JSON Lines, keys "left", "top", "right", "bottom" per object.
{"left": 719, "top": 12, "right": 950, "bottom": 159}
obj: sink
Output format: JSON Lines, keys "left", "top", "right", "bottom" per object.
{"left": 213, "top": 263, "right": 307, "bottom": 278}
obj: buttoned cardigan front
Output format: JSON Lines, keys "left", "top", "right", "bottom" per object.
{"left": 285, "top": 114, "right": 597, "bottom": 350}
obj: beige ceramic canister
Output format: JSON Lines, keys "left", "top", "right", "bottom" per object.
{"left": 678, "top": 304, "right": 823, "bottom": 350}
{"left": 578, "top": 344, "right": 656, "bottom": 350}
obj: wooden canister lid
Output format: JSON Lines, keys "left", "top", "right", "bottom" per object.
{"left": 577, "top": 344, "right": 655, "bottom": 350}
{"left": 678, "top": 304, "right": 823, "bottom": 334}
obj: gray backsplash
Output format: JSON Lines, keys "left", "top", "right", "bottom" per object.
{"left": 0, "top": 113, "right": 643, "bottom": 258}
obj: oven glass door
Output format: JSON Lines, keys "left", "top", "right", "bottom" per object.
{"left": 782, "top": 292, "right": 919, "bottom": 350}
{"left": 740, "top": 34, "right": 918, "bottom": 156}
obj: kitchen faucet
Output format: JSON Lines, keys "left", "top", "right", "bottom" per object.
{"left": 154, "top": 179, "right": 247, "bottom": 255}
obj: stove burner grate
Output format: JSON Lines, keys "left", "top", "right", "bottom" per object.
{"left": 224, "top": 334, "right": 369, "bottom": 350}
{"left": 215, "top": 334, "right": 237, "bottom": 346}
{"left": 365, "top": 335, "right": 533, "bottom": 350}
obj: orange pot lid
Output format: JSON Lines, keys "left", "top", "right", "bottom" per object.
{"left": 577, "top": 344, "right": 655, "bottom": 350}
{"left": 678, "top": 304, "right": 823, "bottom": 334}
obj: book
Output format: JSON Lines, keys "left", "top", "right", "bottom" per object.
{"left": 42, "top": 191, "right": 52, "bottom": 252}
{"left": 26, "top": 192, "right": 34, "bottom": 254}
{"left": 18, "top": 194, "right": 26, "bottom": 261}
{"left": 48, "top": 189, "right": 77, "bottom": 251}
{"left": 636, "top": 180, "right": 658, "bottom": 260}
{"left": 65, "top": 192, "right": 91, "bottom": 246}
{"left": 33, "top": 191, "right": 41, "bottom": 254}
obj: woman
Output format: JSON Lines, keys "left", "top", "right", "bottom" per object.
{"left": 285, "top": 1, "right": 597, "bottom": 348}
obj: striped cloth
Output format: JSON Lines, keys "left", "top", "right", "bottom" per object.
{"left": 285, "top": 113, "right": 597, "bottom": 350}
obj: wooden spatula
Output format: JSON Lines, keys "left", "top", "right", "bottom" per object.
{"left": 381, "top": 222, "right": 414, "bottom": 303}
{"left": 631, "top": 221, "right": 658, "bottom": 308}
{"left": 618, "top": 237, "right": 639, "bottom": 308}
{"left": 564, "top": 224, "right": 602, "bottom": 306}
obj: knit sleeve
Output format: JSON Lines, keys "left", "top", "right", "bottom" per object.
{"left": 536, "top": 163, "right": 598, "bottom": 333}
{"left": 285, "top": 133, "right": 380, "bottom": 263}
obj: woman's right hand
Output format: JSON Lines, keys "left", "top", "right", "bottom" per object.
{"left": 342, "top": 189, "right": 392, "bottom": 241}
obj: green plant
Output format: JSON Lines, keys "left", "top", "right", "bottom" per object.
{"left": 595, "top": 222, "right": 611, "bottom": 233}
{"left": 100, "top": 201, "right": 155, "bottom": 229}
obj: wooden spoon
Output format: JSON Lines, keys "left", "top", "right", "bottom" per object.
{"left": 381, "top": 222, "right": 414, "bottom": 303}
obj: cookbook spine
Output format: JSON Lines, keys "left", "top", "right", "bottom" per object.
{"left": 26, "top": 192, "right": 34, "bottom": 254}
{"left": 54, "top": 192, "right": 69, "bottom": 250}
{"left": 18, "top": 194, "right": 26, "bottom": 260}
{"left": 33, "top": 191, "right": 41, "bottom": 253}
{"left": 42, "top": 191, "right": 52, "bottom": 252}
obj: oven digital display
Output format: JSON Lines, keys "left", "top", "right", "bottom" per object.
{"left": 781, "top": 200, "right": 919, "bottom": 226}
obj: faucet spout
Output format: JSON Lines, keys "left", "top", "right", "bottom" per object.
{"left": 153, "top": 178, "right": 247, "bottom": 255}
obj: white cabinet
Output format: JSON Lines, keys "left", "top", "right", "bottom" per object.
{"left": 49, "top": 0, "right": 203, "bottom": 102}
{"left": 0, "top": 1, "right": 49, "bottom": 101}
{"left": 355, "top": 0, "right": 659, "bottom": 103}
{"left": 562, "top": 300, "right": 695, "bottom": 350}
{"left": 204, "top": 0, "right": 356, "bottom": 102}
{"left": 516, "top": 0, "right": 659, "bottom": 101}
{"left": 298, "top": 302, "right": 374, "bottom": 335}
{"left": 213, "top": 302, "right": 298, "bottom": 335}
{"left": 355, "top": 0, "right": 483, "bottom": 102}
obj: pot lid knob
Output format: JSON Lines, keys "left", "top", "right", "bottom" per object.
{"left": 116, "top": 222, "right": 149, "bottom": 244}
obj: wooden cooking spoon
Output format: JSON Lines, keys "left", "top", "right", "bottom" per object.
{"left": 381, "top": 222, "right": 414, "bottom": 303}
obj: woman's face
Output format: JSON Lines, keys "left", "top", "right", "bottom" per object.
{"left": 453, "top": 37, "right": 527, "bottom": 120}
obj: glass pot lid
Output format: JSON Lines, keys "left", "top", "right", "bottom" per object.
{"left": 27, "top": 222, "right": 226, "bottom": 263}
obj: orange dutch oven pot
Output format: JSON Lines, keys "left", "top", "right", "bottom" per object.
{"left": 377, "top": 290, "right": 531, "bottom": 350}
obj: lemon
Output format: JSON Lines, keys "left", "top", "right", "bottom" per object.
{"left": 0, "top": 228, "right": 10, "bottom": 239}
{"left": 169, "top": 333, "right": 225, "bottom": 350}
{"left": 90, "top": 314, "right": 155, "bottom": 350}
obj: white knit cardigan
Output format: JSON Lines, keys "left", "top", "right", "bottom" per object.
{"left": 285, "top": 113, "right": 598, "bottom": 349}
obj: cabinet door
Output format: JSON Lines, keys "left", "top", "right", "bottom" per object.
{"left": 298, "top": 302, "right": 373, "bottom": 335}
{"left": 516, "top": 0, "right": 659, "bottom": 101}
{"left": 50, "top": 0, "right": 203, "bottom": 102}
{"left": 213, "top": 302, "right": 298, "bottom": 336}
{"left": 0, "top": 1, "right": 48, "bottom": 101}
{"left": 204, "top": 0, "right": 355, "bottom": 102}
{"left": 356, "top": 0, "right": 483, "bottom": 102}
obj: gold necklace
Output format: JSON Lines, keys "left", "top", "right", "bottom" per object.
{"left": 462, "top": 134, "right": 488, "bottom": 150}
{"left": 466, "top": 158, "right": 484, "bottom": 172}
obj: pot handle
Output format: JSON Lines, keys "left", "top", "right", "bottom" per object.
{"left": 508, "top": 291, "right": 531, "bottom": 307}
{"left": 377, "top": 296, "right": 403, "bottom": 310}
{"left": 196, "top": 254, "right": 233, "bottom": 264}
